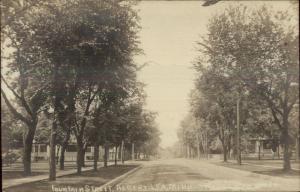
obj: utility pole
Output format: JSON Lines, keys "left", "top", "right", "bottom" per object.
{"left": 236, "top": 97, "right": 241, "bottom": 165}
{"left": 131, "top": 143, "right": 135, "bottom": 160}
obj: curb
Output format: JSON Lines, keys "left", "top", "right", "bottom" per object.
{"left": 96, "top": 164, "right": 143, "bottom": 191}
{"left": 2, "top": 167, "right": 94, "bottom": 190}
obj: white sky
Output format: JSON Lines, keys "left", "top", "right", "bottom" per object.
{"left": 134, "top": 1, "right": 295, "bottom": 148}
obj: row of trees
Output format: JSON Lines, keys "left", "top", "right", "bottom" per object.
{"left": 1, "top": 0, "right": 160, "bottom": 180}
{"left": 178, "top": 5, "right": 299, "bottom": 171}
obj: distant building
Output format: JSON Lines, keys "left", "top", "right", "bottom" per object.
{"left": 246, "top": 137, "right": 281, "bottom": 160}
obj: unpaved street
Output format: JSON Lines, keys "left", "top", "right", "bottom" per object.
{"left": 115, "top": 158, "right": 300, "bottom": 191}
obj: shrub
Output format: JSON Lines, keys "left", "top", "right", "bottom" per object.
{"left": 2, "top": 151, "right": 21, "bottom": 166}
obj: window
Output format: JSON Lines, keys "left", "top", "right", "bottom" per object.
{"left": 86, "top": 147, "right": 92, "bottom": 153}
{"left": 34, "top": 145, "right": 39, "bottom": 153}
{"left": 40, "top": 145, "right": 47, "bottom": 152}
{"left": 67, "top": 145, "right": 77, "bottom": 152}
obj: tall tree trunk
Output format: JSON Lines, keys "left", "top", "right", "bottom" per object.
{"left": 131, "top": 143, "right": 135, "bottom": 160}
{"left": 222, "top": 141, "right": 227, "bottom": 162}
{"left": 60, "top": 145, "right": 66, "bottom": 170}
{"left": 104, "top": 142, "right": 109, "bottom": 167}
{"left": 59, "top": 131, "right": 70, "bottom": 170}
{"left": 283, "top": 141, "right": 290, "bottom": 170}
{"left": 186, "top": 144, "right": 189, "bottom": 159}
{"left": 282, "top": 108, "right": 291, "bottom": 171}
{"left": 228, "top": 136, "right": 231, "bottom": 159}
{"left": 236, "top": 97, "right": 241, "bottom": 165}
{"left": 203, "top": 133, "right": 206, "bottom": 159}
{"left": 114, "top": 146, "right": 118, "bottom": 166}
{"left": 56, "top": 145, "right": 60, "bottom": 165}
{"left": 75, "top": 83, "right": 95, "bottom": 171}
{"left": 49, "top": 121, "right": 57, "bottom": 181}
{"left": 76, "top": 140, "right": 84, "bottom": 174}
{"left": 49, "top": 62, "right": 62, "bottom": 181}
{"left": 296, "top": 135, "right": 299, "bottom": 161}
{"left": 258, "top": 141, "right": 261, "bottom": 160}
{"left": 93, "top": 144, "right": 99, "bottom": 171}
{"left": 60, "top": 77, "right": 76, "bottom": 171}
{"left": 23, "top": 126, "right": 36, "bottom": 176}
{"left": 218, "top": 122, "right": 227, "bottom": 162}
{"left": 282, "top": 128, "right": 291, "bottom": 170}
{"left": 196, "top": 135, "right": 201, "bottom": 159}
{"left": 59, "top": 118, "right": 71, "bottom": 170}
{"left": 81, "top": 145, "right": 87, "bottom": 168}
{"left": 205, "top": 131, "right": 209, "bottom": 159}
{"left": 121, "top": 140, "right": 125, "bottom": 164}
{"left": 232, "top": 134, "right": 237, "bottom": 160}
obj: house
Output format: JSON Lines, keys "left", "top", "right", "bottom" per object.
{"left": 246, "top": 137, "right": 281, "bottom": 160}
{"left": 31, "top": 143, "right": 120, "bottom": 162}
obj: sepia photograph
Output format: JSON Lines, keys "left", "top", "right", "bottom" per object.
{"left": 1, "top": 0, "right": 299, "bottom": 191}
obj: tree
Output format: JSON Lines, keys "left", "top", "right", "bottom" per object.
{"left": 178, "top": 110, "right": 218, "bottom": 160}
{"left": 1, "top": 0, "right": 49, "bottom": 174}
{"left": 25, "top": 0, "right": 141, "bottom": 178}
{"left": 191, "top": 83, "right": 233, "bottom": 161}
{"left": 136, "top": 111, "right": 161, "bottom": 159}
{"left": 197, "top": 5, "right": 299, "bottom": 170}
{"left": 1, "top": 0, "right": 46, "bottom": 29}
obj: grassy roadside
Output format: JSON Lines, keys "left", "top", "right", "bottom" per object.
{"left": 2, "top": 161, "right": 93, "bottom": 180}
{"left": 214, "top": 161, "right": 300, "bottom": 178}
{"left": 2, "top": 171, "right": 45, "bottom": 180}
{"left": 3, "top": 165, "right": 138, "bottom": 192}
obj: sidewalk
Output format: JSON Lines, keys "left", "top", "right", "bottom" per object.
{"left": 2, "top": 162, "right": 114, "bottom": 189}
{"left": 3, "top": 166, "right": 89, "bottom": 189}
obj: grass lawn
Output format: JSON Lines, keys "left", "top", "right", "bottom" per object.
{"left": 3, "top": 164, "right": 138, "bottom": 192}
{"left": 215, "top": 161, "right": 300, "bottom": 178}
{"left": 2, "top": 161, "right": 93, "bottom": 180}
{"left": 2, "top": 171, "right": 46, "bottom": 180}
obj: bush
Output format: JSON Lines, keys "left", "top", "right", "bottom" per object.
{"left": 2, "top": 151, "right": 21, "bottom": 166}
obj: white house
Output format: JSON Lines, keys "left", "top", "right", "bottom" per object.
{"left": 31, "top": 143, "right": 120, "bottom": 162}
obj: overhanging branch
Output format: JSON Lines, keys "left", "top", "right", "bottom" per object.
{"left": 1, "top": 87, "right": 31, "bottom": 126}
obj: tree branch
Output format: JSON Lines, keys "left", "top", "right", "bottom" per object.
{"left": 78, "top": 84, "right": 97, "bottom": 136}
{"left": 269, "top": 106, "right": 283, "bottom": 131}
{"left": 197, "top": 42, "right": 216, "bottom": 55}
{"left": 1, "top": 74, "right": 22, "bottom": 100}
{"left": 73, "top": 117, "right": 80, "bottom": 138}
{"left": 261, "top": 92, "right": 283, "bottom": 117}
{"left": 1, "top": 87, "right": 31, "bottom": 126}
